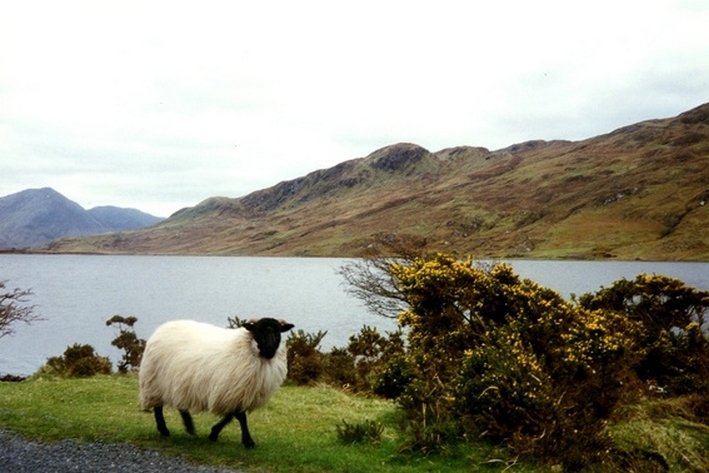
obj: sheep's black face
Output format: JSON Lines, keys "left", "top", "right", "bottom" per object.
{"left": 243, "top": 318, "right": 295, "bottom": 360}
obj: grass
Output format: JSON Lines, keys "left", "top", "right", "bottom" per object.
{"left": 3, "top": 375, "right": 709, "bottom": 472}
{"left": 0, "top": 375, "right": 532, "bottom": 473}
{"left": 610, "top": 397, "right": 709, "bottom": 471}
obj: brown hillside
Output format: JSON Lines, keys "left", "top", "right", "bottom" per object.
{"left": 42, "top": 103, "right": 709, "bottom": 260}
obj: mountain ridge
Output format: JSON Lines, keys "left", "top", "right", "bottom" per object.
{"left": 0, "top": 188, "right": 163, "bottom": 249}
{"left": 39, "top": 102, "right": 709, "bottom": 260}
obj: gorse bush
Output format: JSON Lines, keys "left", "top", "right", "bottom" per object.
{"left": 285, "top": 323, "right": 405, "bottom": 391}
{"left": 43, "top": 343, "right": 112, "bottom": 378}
{"left": 578, "top": 273, "right": 709, "bottom": 395}
{"left": 385, "top": 254, "right": 642, "bottom": 467}
{"left": 341, "top": 250, "right": 709, "bottom": 470}
{"left": 286, "top": 329, "right": 328, "bottom": 385}
{"left": 347, "top": 325, "right": 405, "bottom": 392}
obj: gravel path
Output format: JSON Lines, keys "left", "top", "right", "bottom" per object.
{"left": 0, "top": 429, "right": 244, "bottom": 473}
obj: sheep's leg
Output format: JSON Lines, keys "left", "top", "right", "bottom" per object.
{"left": 154, "top": 406, "right": 170, "bottom": 437}
{"left": 209, "top": 411, "right": 255, "bottom": 448}
{"left": 235, "top": 411, "right": 255, "bottom": 449}
{"left": 180, "top": 410, "right": 195, "bottom": 435}
{"left": 209, "top": 413, "right": 233, "bottom": 442}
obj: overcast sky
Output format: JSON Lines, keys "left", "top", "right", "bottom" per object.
{"left": 2, "top": 1, "right": 708, "bottom": 217}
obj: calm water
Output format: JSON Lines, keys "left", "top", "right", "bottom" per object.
{"left": 1, "top": 255, "right": 707, "bottom": 376}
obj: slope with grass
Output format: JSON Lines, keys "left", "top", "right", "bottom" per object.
{"left": 41, "top": 103, "right": 709, "bottom": 260}
{"left": 0, "top": 376, "right": 528, "bottom": 473}
{"left": 1, "top": 376, "right": 708, "bottom": 472}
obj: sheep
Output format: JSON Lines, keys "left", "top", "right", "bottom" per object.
{"left": 139, "top": 317, "right": 294, "bottom": 448}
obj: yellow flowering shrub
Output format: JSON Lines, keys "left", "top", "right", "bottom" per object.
{"left": 344, "top": 251, "right": 709, "bottom": 469}
{"left": 578, "top": 274, "right": 709, "bottom": 394}
{"left": 383, "top": 253, "right": 642, "bottom": 468}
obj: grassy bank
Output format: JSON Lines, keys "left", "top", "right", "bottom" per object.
{"left": 0, "top": 375, "right": 530, "bottom": 472}
{"left": 2, "top": 375, "right": 709, "bottom": 472}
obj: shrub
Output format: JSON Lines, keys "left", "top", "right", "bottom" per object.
{"left": 106, "top": 315, "right": 146, "bottom": 373}
{"left": 578, "top": 274, "right": 709, "bottom": 395}
{"left": 226, "top": 315, "right": 243, "bottom": 329}
{"left": 346, "top": 325, "right": 406, "bottom": 392}
{"left": 284, "top": 324, "right": 407, "bottom": 391}
{"left": 336, "top": 419, "right": 384, "bottom": 446}
{"left": 346, "top": 252, "right": 645, "bottom": 468}
{"left": 287, "top": 329, "right": 328, "bottom": 385}
{"left": 43, "top": 343, "right": 112, "bottom": 378}
{"left": 372, "top": 353, "right": 413, "bottom": 399}
{"left": 322, "top": 346, "right": 356, "bottom": 387}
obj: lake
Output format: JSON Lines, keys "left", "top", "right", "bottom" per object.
{"left": 1, "top": 255, "right": 707, "bottom": 376}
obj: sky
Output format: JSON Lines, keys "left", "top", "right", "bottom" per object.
{"left": 1, "top": 1, "right": 708, "bottom": 217}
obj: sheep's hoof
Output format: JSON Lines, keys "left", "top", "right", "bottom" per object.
{"left": 158, "top": 428, "right": 170, "bottom": 437}
{"left": 243, "top": 439, "right": 256, "bottom": 449}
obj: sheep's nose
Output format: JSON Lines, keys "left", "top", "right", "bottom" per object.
{"left": 258, "top": 332, "right": 280, "bottom": 359}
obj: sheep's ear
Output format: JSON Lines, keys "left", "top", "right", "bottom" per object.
{"left": 242, "top": 320, "right": 257, "bottom": 331}
{"left": 279, "top": 320, "right": 294, "bottom": 332}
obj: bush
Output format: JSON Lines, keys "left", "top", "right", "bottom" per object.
{"left": 345, "top": 252, "right": 649, "bottom": 468}
{"left": 106, "top": 315, "right": 146, "bottom": 373}
{"left": 321, "top": 347, "right": 356, "bottom": 388}
{"left": 43, "top": 343, "right": 112, "bottom": 378}
{"left": 372, "top": 353, "right": 413, "bottom": 399}
{"left": 336, "top": 419, "right": 383, "bottom": 446}
{"left": 346, "top": 325, "right": 406, "bottom": 393}
{"left": 578, "top": 274, "right": 709, "bottom": 395}
{"left": 285, "top": 324, "right": 406, "bottom": 391}
{"left": 287, "top": 329, "right": 328, "bottom": 385}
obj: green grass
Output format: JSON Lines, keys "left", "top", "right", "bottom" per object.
{"left": 4, "top": 375, "right": 708, "bottom": 472}
{"left": 0, "top": 375, "right": 533, "bottom": 473}
{"left": 610, "top": 397, "right": 709, "bottom": 471}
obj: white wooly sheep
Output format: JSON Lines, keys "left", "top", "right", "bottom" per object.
{"left": 139, "top": 318, "right": 294, "bottom": 448}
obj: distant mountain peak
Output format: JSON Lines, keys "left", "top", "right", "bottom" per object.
{"left": 365, "top": 143, "right": 431, "bottom": 172}
{"left": 677, "top": 102, "right": 709, "bottom": 125}
{"left": 0, "top": 188, "right": 163, "bottom": 250}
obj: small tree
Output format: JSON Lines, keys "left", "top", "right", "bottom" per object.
{"left": 0, "top": 281, "right": 41, "bottom": 339}
{"left": 106, "top": 315, "right": 146, "bottom": 373}
{"left": 338, "top": 233, "right": 424, "bottom": 319}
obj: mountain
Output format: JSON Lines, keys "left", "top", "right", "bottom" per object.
{"left": 39, "top": 103, "right": 709, "bottom": 260}
{"left": 87, "top": 206, "right": 164, "bottom": 231}
{"left": 0, "top": 188, "right": 163, "bottom": 250}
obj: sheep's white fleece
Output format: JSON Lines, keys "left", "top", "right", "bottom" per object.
{"left": 139, "top": 320, "right": 288, "bottom": 416}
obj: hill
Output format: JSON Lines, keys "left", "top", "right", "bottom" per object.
{"left": 40, "top": 103, "right": 709, "bottom": 260}
{"left": 87, "top": 206, "right": 164, "bottom": 231}
{"left": 0, "top": 188, "right": 163, "bottom": 250}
